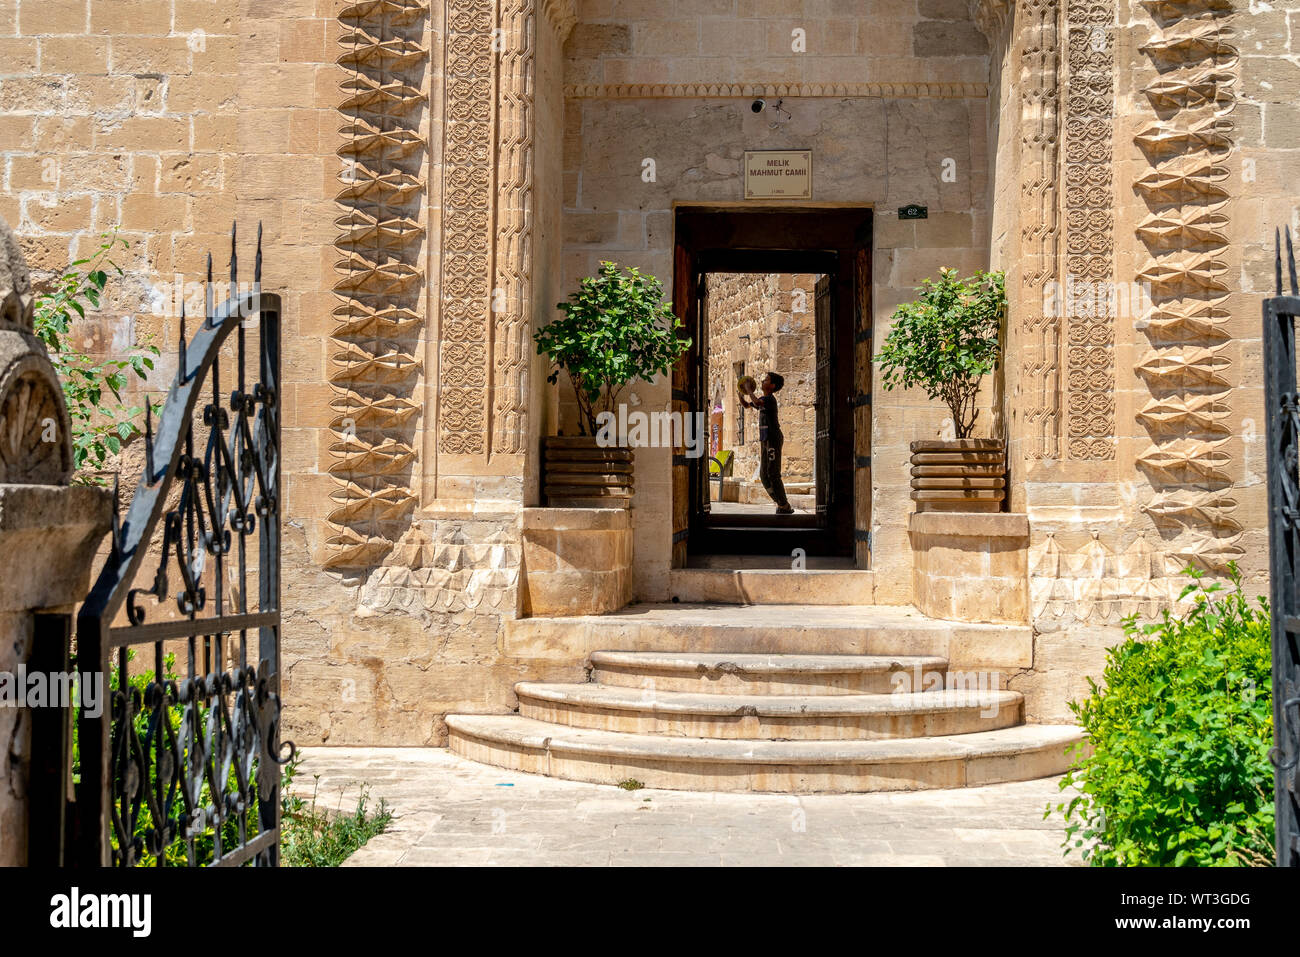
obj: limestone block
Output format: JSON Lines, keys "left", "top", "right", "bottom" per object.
{"left": 521, "top": 508, "right": 633, "bottom": 617}
{"left": 910, "top": 511, "right": 1029, "bottom": 624}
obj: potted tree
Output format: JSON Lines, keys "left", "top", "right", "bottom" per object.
{"left": 535, "top": 261, "right": 688, "bottom": 507}
{"left": 877, "top": 267, "right": 1007, "bottom": 512}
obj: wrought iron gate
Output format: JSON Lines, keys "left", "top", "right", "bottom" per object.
{"left": 1263, "top": 227, "right": 1300, "bottom": 868}
{"left": 74, "top": 225, "right": 289, "bottom": 866}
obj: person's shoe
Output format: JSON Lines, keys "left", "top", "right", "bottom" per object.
{"left": 775, "top": 505, "right": 795, "bottom": 515}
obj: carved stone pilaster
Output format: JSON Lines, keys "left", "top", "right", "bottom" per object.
{"left": 1133, "top": 0, "right": 1241, "bottom": 570}
{"left": 1062, "top": 0, "right": 1116, "bottom": 461}
{"left": 327, "top": 0, "right": 429, "bottom": 569}
{"left": 1016, "top": 0, "right": 1063, "bottom": 461}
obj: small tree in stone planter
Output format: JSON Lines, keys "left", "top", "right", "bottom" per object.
{"left": 877, "top": 267, "right": 1007, "bottom": 511}
{"left": 535, "top": 261, "right": 689, "bottom": 507}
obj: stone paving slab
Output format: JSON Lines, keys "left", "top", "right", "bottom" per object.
{"left": 294, "top": 747, "right": 1082, "bottom": 867}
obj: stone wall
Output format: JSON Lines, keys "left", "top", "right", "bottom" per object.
{"left": 973, "top": 0, "right": 1299, "bottom": 722}
{"left": 561, "top": 0, "right": 997, "bottom": 601}
{"left": 705, "top": 272, "right": 817, "bottom": 489}
{"left": 7, "top": 0, "right": 1298, "bottom": 743}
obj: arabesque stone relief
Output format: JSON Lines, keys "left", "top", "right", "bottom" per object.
{"left": 1133, "top": 0, "right": 1242, "bottom": 570}
{"left": 327, "top": 0, "right": 429, "bottom": 569}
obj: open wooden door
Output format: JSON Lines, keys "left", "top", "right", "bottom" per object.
{"left": 852, "top": 219, "right": 873, "bottom": 567}
{"left": 671, "top": 240, "right": 695, "bottom": 567}
{"left": 814, "top": 273, "right": 834, "bottom": 520}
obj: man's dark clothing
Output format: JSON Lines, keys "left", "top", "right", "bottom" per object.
{"left": 756, "top": 394, "right": 791, "bottom": 510}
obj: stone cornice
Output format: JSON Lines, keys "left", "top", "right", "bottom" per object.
{"left": 541, "top": 0, "right": 576, "bottom": 42}
{"left": 563, "top": 81, "right": 989, "bottom": 99}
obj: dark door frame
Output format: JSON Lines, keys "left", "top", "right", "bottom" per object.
{"left": 672, "top": 206, "right": 872, "bottom": 559}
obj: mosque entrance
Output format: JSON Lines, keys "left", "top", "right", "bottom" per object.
{"left": 671, "top": 207, "right": 872, "bottom": 562}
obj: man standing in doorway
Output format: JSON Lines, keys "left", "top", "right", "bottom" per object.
{"left": 741, "top": 371, "right": 794, "bottom": 514}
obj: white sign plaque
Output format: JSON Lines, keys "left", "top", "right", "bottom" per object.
{"left": 743, "top": 150, "right": 813, "bottom": 199}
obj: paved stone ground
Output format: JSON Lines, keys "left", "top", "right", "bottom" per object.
{"left": 294, "top": 747, "right": 1082, "bottom": 867}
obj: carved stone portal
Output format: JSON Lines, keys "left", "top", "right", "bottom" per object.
{"left": 0, "top": 216, "right": 72, "bottom": 486}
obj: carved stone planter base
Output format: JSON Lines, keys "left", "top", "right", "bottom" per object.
{"left": 544, "top": 436, "right": 634, "bottom": 508}
{"left": 909, "top": 439, "right": 1006, "bottom": 513}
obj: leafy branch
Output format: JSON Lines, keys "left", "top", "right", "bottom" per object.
{"left": 32, "top": 228, "right": 161, "bottom": 476}
{"left": 536, "top": 261, "right": 690, "bottom": 435}
{"left": 876, "top": 268, "right": 1005, "bottom": 439}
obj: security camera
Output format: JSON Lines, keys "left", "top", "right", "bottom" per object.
{"left": 751, "top": 99, "right": 766, "bottom": 113}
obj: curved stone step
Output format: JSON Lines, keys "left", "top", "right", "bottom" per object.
{"left": 446, "top": 714, "right": 1084, "bottom": 793}
{"left": 504, "top": 604, "right": 1035, "bottom": 674}
{"left": 589, "top": 651, "right": 950, "bottom": 695}
{"left": 516, "top": 682, "right": 1023, "bottom": 740}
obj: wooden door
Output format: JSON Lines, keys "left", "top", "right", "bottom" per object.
{"left": 814, "top": 273, "right": 834, "bottom": 518}
{"left": 852, "top": 222, "right": 873, "bottom": 566}
{"left": 671, "top": 241, "right": 695, "bottom": 567}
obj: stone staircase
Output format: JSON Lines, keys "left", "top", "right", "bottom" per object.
{"left": 447, "top": 569, "right": 1084, "bottom": 793}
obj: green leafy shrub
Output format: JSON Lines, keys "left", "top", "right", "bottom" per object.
{"left": 280, "top": 753, "right": 392, "bottom": 868}
{"left": 535, "top": 261, "right": 689, "bottom": 435}
{"left": 33, "top": 228, "right": 160, "bottom": 475}
{"left": 72, "top": 654, "right": 390, "bottom": 866}
{"left": 876, "top": 267, "right": 1005, "bottom": 439}
{"left": 1051, "top": 564, "right": 1274, "bottom": 866}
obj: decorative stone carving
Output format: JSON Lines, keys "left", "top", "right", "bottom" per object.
{"left": 1134, "top": 116, "right": 1233, "bottom": 160}
{"left": 1137, "top": 297, "right": 1230, "bottom": 341}
{"left": 540, "top": 0, "right": 576, "bottom": 42}
{"left": 1018, "top": 0, "right": 1063, "bottom": 461}
{"left": 1135, "top": 203, "right": 1230, "bottom": 248}
{"left": 1136, "top": 391, "right": 1231, "bottom": 434}
{"left": 1029, "top": 530, "right": 1184, "bottom": 623}
{"left": 562, "top": 82, "right": 990, "bottom": 100}
{"left": 1133, "top": 0, "right": 1240, "bottom": 571}
{"left": 1138, "top": 437, "right": 1232, "bottom": 484}
{"left": 491, "top": 0, "right": 536, "bottom": 457}
{"left": 0, "top": 216, "right": 72, "bottom": 485}
{"left": 1137, "top": 21, "right": 1238, "bottom": 70}
{"left": 1137, "top": 251, "right": 1230, "bottom": 294}
{"left": 328, "top": 0, "right": 429, "bottom": 569}
{"left": 1135, "top": 343, "right": 1231, "bottom": 389}
{"left": 438, "top": 0, "right": 495, "bottom": 459}
{"left": 1133, "top": 157, "right": 1231, "bottom": 204}
{"left": 1144, "top": 69, "right": 1236, "bottom": 114}
{"left": 1063, "top": 0, "right": 1116, "bottom": 461}
{"left": 1141, "top": 490, "right": 1242, "bottom": 534}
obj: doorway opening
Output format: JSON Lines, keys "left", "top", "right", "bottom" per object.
{"left": 671, "top": 207, "right": 873, "bottom": 564}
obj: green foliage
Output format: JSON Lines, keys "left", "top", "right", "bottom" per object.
{"left": 536, "top": 261, "right": 689, "bottom": 435}
{"left": 876, "top": 268, "right": 1005, "bottom": 439}
{"left": 70, "top": 654, "right": 390, "bottom": 866}
{"left": 617, "top": 778, "right": 644, "bottom": 791}
{"left": 280, "top": 753, "right": 392, "bottom": 868}
{"left": 32, "top": 228, "right": 160, "bottom": 476}
{"left": 1050, "top": 564, "right": 1275, "bottom": 867}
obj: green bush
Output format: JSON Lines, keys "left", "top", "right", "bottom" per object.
{"left": 1051, "top": 564, "right": 1274, "bottom": 866}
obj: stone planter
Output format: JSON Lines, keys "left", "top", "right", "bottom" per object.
{"left": 521, "top": 507, "right": 633, "bottom": 616}
{"left": 909, "top": 511, "right": 1028, "bottom": 624}
{"left": 543, "top": 435, "right": 634, "bottom": 508}
{"left": 909, "top": 438, "right": 1006, "bottom": 513}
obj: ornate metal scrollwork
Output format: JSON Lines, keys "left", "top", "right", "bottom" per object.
{"left": 77, "top": 225, "right": 290, "bottom": 867}
{"left": 1263, "top": 228, "right": 1300, "bottom": 867}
